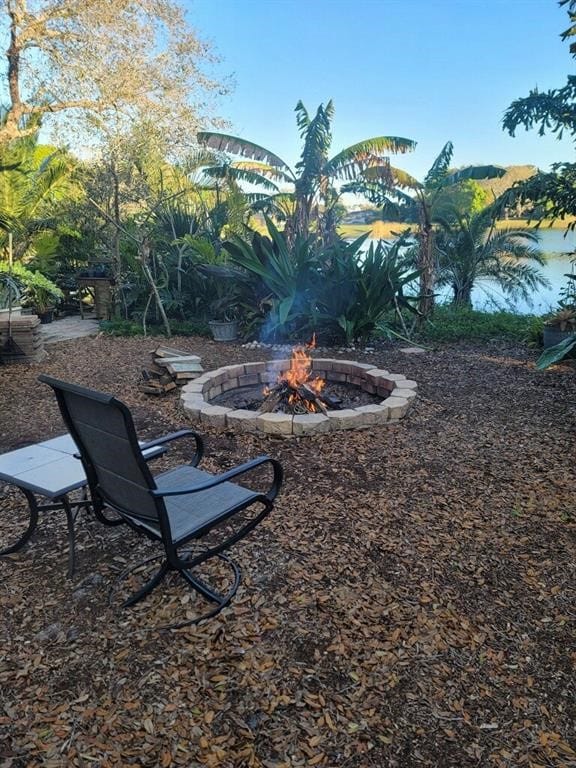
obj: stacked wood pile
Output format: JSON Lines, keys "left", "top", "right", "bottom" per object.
{"left": 0, "top": 314, "right": 46, "bottom": 364}
{"left": 138, "top": 346, "right": 203, "bottom": 395}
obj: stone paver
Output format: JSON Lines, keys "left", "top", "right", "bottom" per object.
{"left": 39, "top": 314, "right": 100, "bottom": 345}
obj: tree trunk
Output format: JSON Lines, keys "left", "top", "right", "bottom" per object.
{"left": 111, "top": 160, "right": 122, "bottom": 316}
{"left": 417, "top": 199, "right": 435, "bottom": 319}
{"left": 451, "top": 282, "right": 473, "bottom": 307}
{"left": 286, "top": 185, "right": 312, "bottom": 246}
{"left": 4, "top": 5, "right": 26, "bottom": 143}
{"left": 139, "top": 240, "right": 171, "bottom": 337}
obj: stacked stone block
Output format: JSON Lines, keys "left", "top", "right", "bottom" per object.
{"left": 0, "top": 314, "right": 46, "bottom": 363}
{"left": 181, "top": 359, "right": 417, "bottom": 437}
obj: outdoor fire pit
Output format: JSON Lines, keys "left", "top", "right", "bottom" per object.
{"left": 181, "top": 344, "right": 417, "bottom": 436}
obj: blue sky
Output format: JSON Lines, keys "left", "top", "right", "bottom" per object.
{"left": 188, "top": 0, "right": 574, "bottom": 180}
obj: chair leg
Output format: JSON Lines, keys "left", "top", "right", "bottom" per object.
{"left": 179, "top": 554, "right": 241, "bottom": 609}
{"left": 0, "top": 489, "right": 39, "bottom": 556}
{"left": 121, "top": 557, "right": 171, "bottom": 607}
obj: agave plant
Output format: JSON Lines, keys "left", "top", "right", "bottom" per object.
{"left": 223, "top": 219, "right": 420, "bottom": 344}
{"left": 223, "top": 216, "right": 321, "bottom": 340}
{"left": 314, "top": 233, "right": 420, "bottom": 343}
{"left": 198, "top": 100, "right": 415, "bottom": 245}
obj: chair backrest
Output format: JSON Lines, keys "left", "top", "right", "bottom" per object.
{"left": 39, "top": 375, "right": 162, "bottom": 523}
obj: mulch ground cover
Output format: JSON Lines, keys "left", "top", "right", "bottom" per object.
{"left": 0, "top": 333, "right": 575, "bottom": 768}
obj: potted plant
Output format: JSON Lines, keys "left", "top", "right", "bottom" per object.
{"left": 208, "top": 295, "right": 240, "bottom": 341}
{"left": 22, "top": 271, "right": 64, "bottom": 324}
{"left": 542, "top": 307, "right": 576, "bottom": 348}
{"left": 203, "top": 269, "right": 246, "bottom": 342}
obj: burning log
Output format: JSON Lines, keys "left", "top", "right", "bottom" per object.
{"left": 260, "top": 380, "right": 339, "bottom": 414}
{"left": 260, "top": 340, "right": 341, "bottom": 414}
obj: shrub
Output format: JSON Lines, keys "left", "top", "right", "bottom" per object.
{"left": 100, "top": 319, "right": 210, "bottom": 337}
{"left": 417, "top": 306, "right": 537, "bottom": 342}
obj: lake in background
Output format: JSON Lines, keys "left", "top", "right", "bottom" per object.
{"left": 471, "top": 228, "right": 576, "bottom": 315}
{"left": 369, "top": 228, "right": 576, "bottom": 316}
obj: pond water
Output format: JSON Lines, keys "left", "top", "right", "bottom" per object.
{"left": 368, "top": 228, "right": 576, "bottom": 316}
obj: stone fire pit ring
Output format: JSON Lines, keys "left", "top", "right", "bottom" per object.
{"left": 181, "top": 359, "right": 417, "bottom": 437}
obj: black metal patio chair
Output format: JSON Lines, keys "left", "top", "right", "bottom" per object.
{"left": 39, "top": 375, "right": 283, "bottom": 626}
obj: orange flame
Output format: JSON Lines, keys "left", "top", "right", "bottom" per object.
{"left": 263, "top": 337, "right": 326, "bottom": 412}
{"left": 282, "top": 345, "right": 324, "bottom": 395}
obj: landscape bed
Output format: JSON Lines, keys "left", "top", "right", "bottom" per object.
{"left": 0, "top": 334, "right": 575, "bottom": 768}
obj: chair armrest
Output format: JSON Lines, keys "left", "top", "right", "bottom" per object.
{"left": 139, "top": 429, "right": 204, "bottom": 467}
{"left": 151, "top": 456, "right": 283, "bottom": 502}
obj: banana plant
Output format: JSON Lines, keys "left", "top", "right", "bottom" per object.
{"left": 198, "top": 100, "right": 415, "bottom": 245}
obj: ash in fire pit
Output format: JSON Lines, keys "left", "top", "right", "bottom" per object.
{"left": 212, "top": 381, "right": 380, "bottom": 413}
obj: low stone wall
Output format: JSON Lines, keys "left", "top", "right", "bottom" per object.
{"left": 181, "top": 359, "right": 417, "bottom": 437}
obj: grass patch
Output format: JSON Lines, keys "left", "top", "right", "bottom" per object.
{"left": 495, "top": 217, "right": 576, "bottom": 230}
{"left": 339, "top": 218, "right": 576, "bottom": 240}
{"left": 338, "top": 222, "right": 415, "bottom": 239}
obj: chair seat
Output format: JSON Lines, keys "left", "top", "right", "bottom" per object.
{"left": 146, "top": 465, "right": 260, "bottom": 543}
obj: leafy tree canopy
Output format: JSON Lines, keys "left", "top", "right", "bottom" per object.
{"left": 501, "top": 0, "right": 576, "bottom": 227}
{"left": 0, "top": 0, "right": 224, "bottom": 150}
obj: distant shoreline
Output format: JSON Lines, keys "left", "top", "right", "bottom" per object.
{"left": 338, "top": 218, "right": 576, "bottom": 239}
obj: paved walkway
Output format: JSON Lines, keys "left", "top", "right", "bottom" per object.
{"left": 39, "top": 314, "right": 101, "bottom": 345}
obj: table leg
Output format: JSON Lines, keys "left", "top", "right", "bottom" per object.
{"left": 61, "top": 496, "right": 76, "bottom": 578}
{"left": 0, "top": 488, "right": 39, "bottom": 555}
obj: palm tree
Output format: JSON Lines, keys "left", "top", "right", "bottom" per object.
{"left": 0, "top": 128, "right": 75, "bottom": 262}
{"left": 198, "top": 100, "right": 416, "bottom": 245}
{"left": 434, "top": 206, "right": 547, "bottom": 307}
{"left": 345, "top": 142, "right": 506, "bottom": 317}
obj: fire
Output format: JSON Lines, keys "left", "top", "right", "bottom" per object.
{"left": 284, "top": 346, "right": 324, "bottom": 395}
{"left": 262, "top": 336, "right": 327, "bottom": 414}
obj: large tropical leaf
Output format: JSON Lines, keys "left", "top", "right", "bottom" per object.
{"left": 231, "top": 160, "right": 294, "bottom": 184}
{"left": 201, "top": 164, "right": 280, "bottom": 192}
{"left": 361, "top": 164, "right": 420, "bottom": 190}
{"left": 294, "top": 100, "right": 311, "bottom": 135}
{"left": 424, "top": 141, "right": 454, "bottom": 188}
{"left": 249, "top": 192, "right": 295, "bottom": 219}
{"left": 295, "top": 103, "right": 334, "bottom": 190}
{"left": 326, "top": 136, "right": 417, "bottom": 180}
{"left": 536, "top": 334, "right": 576, "bottom": 369}
{"left": 197, "top": 132, "right": 293, "bottom": 174}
